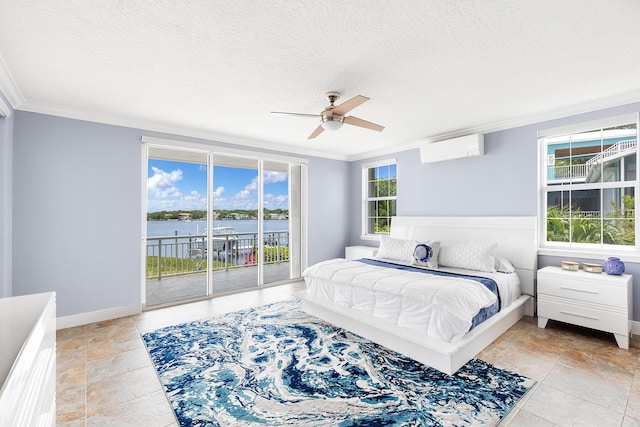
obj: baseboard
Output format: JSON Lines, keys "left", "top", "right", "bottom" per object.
{"left": 632, "top": 320, "right": 640, "bottom": 337}
{"left": 56, "top": 304, "right": 142, "bottom": 330}
{"left": 54, "top": 302, "right": 640, "bottom": 338}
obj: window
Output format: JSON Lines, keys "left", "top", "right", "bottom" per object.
{"left": 539, "top": 114, "right": 639, "bottom": 251}
{"left": 362, "top": 159, "right": 397, "bottom": 237}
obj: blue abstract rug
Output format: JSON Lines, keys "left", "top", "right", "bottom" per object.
{"left": 142, "top": 300, "right": 534, "bottom": 426}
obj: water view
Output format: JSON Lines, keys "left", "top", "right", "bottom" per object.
{"left": 147, "top": 219, "right": 289, "bottom": 237}
{"left": 145, "top": 152, "right": 296, "bottom": 306}
{"left": 146, "top": 219, "right": 291, "bottom": 283}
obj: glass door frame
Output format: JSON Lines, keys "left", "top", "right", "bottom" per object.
{"left": 141, "top": 136, "right": 308, "bottom": 307}
{"left": 142, "top": 145, "right": 212, "bottom": 308}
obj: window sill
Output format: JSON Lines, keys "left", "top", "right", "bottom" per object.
{"left": 360, "top": 234, "right": 382, "bottom": 242}
{"left": 538, "top": 247, "right": 640, "bottom": 264}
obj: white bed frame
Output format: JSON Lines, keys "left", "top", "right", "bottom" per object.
{"left": 301, "top": 216, "right": 537, "bottom": 375}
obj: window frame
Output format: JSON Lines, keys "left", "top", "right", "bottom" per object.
{"left": 141, "top": 136, "right": 308, "bottom": 307}
{"left": 361, "top": 158, "right": 397, "bottom": 240}
{"left": 538, "top": 113, "right": 640, "bottom": 259}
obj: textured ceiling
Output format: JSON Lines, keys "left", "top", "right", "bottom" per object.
{"left": 1, "top": 1, "right": 640, "bottom": 160}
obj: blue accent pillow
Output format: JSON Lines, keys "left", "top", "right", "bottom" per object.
{"left": 414, "top": 244, "right": 432, "bottom": 262}
{"left": 412, "top": 241, "right": 440, "bottom": 269}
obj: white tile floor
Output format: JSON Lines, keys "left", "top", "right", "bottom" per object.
{"left": 56, "top": 282, "right": 640, "bottom": 426}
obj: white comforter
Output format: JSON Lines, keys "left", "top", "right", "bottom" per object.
{"left": 303, "top": 258, "right": 498, "bottom": 342}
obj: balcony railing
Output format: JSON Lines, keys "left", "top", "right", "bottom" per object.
{"left": 548, "top": 210, "right": 635, "bottom": 219}
{"left": 586, "top": 138, "right": 637, "bottom": 166}
{"left": 146, "top": 230, "right": 289, "bottom": 280}
{"left": 549, "top": 138, "right": 637, "bottom": 182}
{"left": 548, "top": 163, "right": 589, "bottom": 180}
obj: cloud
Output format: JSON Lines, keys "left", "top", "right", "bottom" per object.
{"left": 183, "top": 190, "right": 201, "bottom": 201}
{"left": 233, "top": 189, "right": 251, "bottom": 200}
{"left": 147, "top": 167, "right": 183, "bottom": 198}
{"left": 213, "top": 186, "right": 225, "bottom": 198}
{"left": 147, "top": 167, "right": 207, "bottom": 211}
{"left": 147, "top": 167, "right": 289, "bottom": 212}
{"left": 244, "top": 179, "right": 258, "bottom": 192}
{"left": 264, "top": 193, "right": 288, "bottom": 209}
{"left": 231, "top": 171, "right": 288, "bottom": 202}
{"left": 263, "top": 171, "right": 287, "bottom": 184}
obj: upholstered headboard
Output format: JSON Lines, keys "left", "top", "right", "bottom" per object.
{"left": 390, "top": 216, "right": 538, "bottom": 296}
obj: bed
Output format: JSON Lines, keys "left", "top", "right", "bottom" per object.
{"left": 300, "top": 216, "right": 537, "bottom": 375}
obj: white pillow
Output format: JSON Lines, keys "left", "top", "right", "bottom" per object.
{"left": 438, "top": 242, "right": 497, "bottom": 273}
{"left": 375, "top": 236, "right": 416, "bottom": 263}
{"left": 411, "top": 241, "right": 441, "bottom": 269}
{"left": 495, "top": 255, "right": 515, "bottom": 273}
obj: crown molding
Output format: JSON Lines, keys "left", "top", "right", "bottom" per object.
{"left": 346, "top": 89, "right": 640, "bottom": 162}
{"left": 16, "top": 101, "right": 351, "bottom": 161}
{"left": 0, "top": 95, "right": 10, "bottom": 118}
{"left": 12, "top": 87, "right": 640, "bottom": 164}
{"left": 0, "top": 53, "right": 24, "bottom": 109}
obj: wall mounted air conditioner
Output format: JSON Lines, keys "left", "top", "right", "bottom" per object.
{"left": 419, "top": 134, "right": 484, "bottom": 163}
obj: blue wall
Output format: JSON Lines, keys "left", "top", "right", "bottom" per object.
{"left": 12, "top": 113, "right": 143, "bottom": 315}
{"left": 6, "top": 101, "right": 640, "bottom": 322}
{"left": 0, "top": 93, "right": 13, "bottom": 298}
{"left": 307, "top": 156, "right": 351, "bottom": 265}
{"left": 349, "top": 102, "right": 640, "bottom": 321}
{"left": 10, "top": 111, "right": 350, "bottom": 317}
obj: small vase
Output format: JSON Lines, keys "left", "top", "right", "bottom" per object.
{"left": 603, "top": 257, "right": 625, "bottom": 275}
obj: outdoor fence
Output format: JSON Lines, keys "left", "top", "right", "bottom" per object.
{"left": 146, "top": 230, "right": 289, "bottom": 280}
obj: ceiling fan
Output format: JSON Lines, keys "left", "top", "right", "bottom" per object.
{"left": 271, "top": 92, "right": 385, "bottom": 139}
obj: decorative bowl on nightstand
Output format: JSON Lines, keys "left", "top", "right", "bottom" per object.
{"left": 561, "top": 261, "right": 579, "bottom": 271}
{"left": 582, "top": 263, "right": 602, "bottom": 273}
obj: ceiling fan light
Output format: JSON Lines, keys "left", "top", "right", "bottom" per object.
{"left": 321, "top": 119, "right": 343, "bottom": 131}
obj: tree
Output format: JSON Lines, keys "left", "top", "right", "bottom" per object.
{"left": 547, "top": 196, "right": 635, "bottom": 246}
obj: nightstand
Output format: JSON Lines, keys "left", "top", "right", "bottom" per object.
{"left": 537, "top": 265, "right": 633, "bottom": 349}
{"left": 345, "top": 245, "right": 378, "bottom": 260}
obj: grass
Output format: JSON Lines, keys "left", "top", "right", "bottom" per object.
{"left": 146, "top": 256, "right": 229, "bottom": 279}
{"left": 147, "top": 247, "right": 290, "bottom": 279}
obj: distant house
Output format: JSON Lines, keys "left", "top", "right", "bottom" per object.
{"left": 178, "top": 213, "right": 192, "bottom": 221}
{"left": 224, "top": 213, "right": 249, "bottom": 220}
{"left": 546, "top": 129, "right": 637, "bottom": 216}
{"left": 269, "top": 213, "right": 287, "bottom": 220}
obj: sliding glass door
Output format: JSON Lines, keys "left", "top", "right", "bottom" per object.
{"left": 211, "top": 156, "right": 259, "bottom": 293}
{"left": 145, "top": 147, "right": 209, "bottom": 307}
{"left": 143, "top": 142, "right": 305, "bottom": 308}
{"left": 263, "top": 161, "right": 301, "bottom": 284}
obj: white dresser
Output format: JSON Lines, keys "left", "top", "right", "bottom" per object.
{"left": 345, "top": 245, "right": 378, "bottom": 260}
{"left": 0, "top": 292, "right": 56, "bottom": 426}
{"left": 537, "top": 266, "right": 632, "bottom": 349}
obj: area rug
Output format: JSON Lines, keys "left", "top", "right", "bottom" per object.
{"left": 142, "top": 300, "right": 534, "bottom": 426}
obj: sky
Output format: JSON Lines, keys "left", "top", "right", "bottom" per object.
{"left": 147, "top": 159, "right": 288, "bottom": 212}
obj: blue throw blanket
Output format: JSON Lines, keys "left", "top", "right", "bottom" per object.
{"left": 357, "top": 258, "right": 501, "bottom": 330}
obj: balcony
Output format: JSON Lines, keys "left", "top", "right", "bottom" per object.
{"left": 548, "top": 138, "right": 637, "bottom": 184}
{"left": 146, "top": 230, "right": 293, "bottom": 307}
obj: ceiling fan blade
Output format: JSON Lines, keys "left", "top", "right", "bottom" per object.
{"left": 333, "top": 95, "right": 369, "bottom": 116}
{"left": 271, "top": 111, "right": 320, "bottom": 118}
{"left": 344, "top": 116, "right": 385, "bottom": 132}
{"left": 307, "top": 125, "right": 324, "bottom": 139}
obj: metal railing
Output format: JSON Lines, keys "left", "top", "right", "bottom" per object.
{"left": 549, "top": 210, "right": 635, "bottom": 219}
{"left": 586, "top": 138, "right": 637, "bottom": 166}
{"left": 146, "top": 230, "right": 289, "bottom": 280}
{"left": 571, "top": 210, "right": 601, "bottom": 219}
{"left": 549, "top": 163, "right": 589, "bottom": 180}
